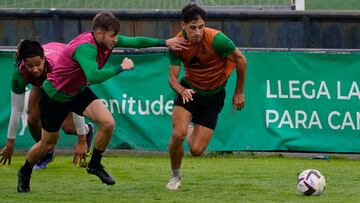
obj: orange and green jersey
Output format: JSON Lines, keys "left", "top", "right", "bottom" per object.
{"left": 170, "top": 27, "right": 237, "bottom": 95}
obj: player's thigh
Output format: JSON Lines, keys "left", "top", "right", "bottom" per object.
{"left": 60, "top": 112, "right": 75, "bottom": 132}
{"left": 82, "top": 99, "right": 114, "bottom": 126}
{"left": 68, "top": 87, "right": 110, "bottom": 124}
{"left": 190, "top": 124, "right": 214, "bottom": 150}
{"left": 172, "top": 106, "right": 192, "bottom": 136}
{"left": 39, "top": 90, "right": 70, "bottom": 133}
{"left": 27, "top": 86, "right": 42, "bottom": 120}
{"left": 40, "top": 129, "right": 60, "bottom": 149}
{"left": 193, "top": 90, "right": 225, "bottom": 130}
{"left": 61, "top": 112, "right": 74, "bottom": 127}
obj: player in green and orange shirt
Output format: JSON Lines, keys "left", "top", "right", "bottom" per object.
{"left": 166, "top": 3, "right": 247, "bottom": 190}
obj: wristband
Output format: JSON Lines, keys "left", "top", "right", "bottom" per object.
{"left": 180, "top": 88, "right": 186, "bottom": 95}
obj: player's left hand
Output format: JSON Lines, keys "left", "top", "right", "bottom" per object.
{"left": 73, "top": 142, "right": 87, "bottom": 167}
{"left": 232, "top": 92, "right": 245, "bottom": 112}
{"left": 0, "top": 143, "right": 14, "bottom": 165}
{"left": 166, "top": 37, "right": 188, "bottom": 51}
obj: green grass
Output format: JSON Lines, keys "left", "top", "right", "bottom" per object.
{"left": 2, "top": 154, "right": 360, "bottom": 202}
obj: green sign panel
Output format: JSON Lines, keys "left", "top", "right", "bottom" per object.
{"left": 0, "top": 51, "right": 359, "bottom": 152}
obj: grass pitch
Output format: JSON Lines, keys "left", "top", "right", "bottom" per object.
{"left": 1, "top": 153, "right": 360, "bottom": 202}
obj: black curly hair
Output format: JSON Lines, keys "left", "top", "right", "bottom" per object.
{"left": 15, "top": 39, "right": 44, "bottom": 67}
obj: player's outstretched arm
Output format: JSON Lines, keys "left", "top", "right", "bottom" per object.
{"left": 1, "top": 91, "right": 26, "bottom": 165}
{"left": 116, "top": 35, "right": 187, "bottom": 51}
{"left": 74, "top": 44, "right": 134, "bottom": 84}
{"left": 227, "top": 49, "right": 247, "bottom": 111}
{"left": 73, "top": 135, "right": 87, "bottom": 167}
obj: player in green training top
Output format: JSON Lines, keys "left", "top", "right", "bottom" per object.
{"left": 17, "top": 11, "right": 187, "bottom": 192}
{"left": 166, "top": 3, "right": 247, "bottom": 190}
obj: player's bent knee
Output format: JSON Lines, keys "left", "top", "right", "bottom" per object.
{"left": 99, "top": 119, "right": 115, "bottom": 134}
{"left": 190, "top": 148, "right": 205, "bottom": 157}
{"left": 27, "top": 116, "right": 40, "bottom": 128}
{"left": 40, "top": 142, "right": 56, "bottom": 153}
{"left": 171, "top": 131, "right": 186, "bottom": 142}
{"left": 61, "top": 126, "right": 73, "bottom": 134}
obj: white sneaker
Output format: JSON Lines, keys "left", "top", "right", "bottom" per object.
{"left": 166, "top": 177, "right": 181, "bottom": 190}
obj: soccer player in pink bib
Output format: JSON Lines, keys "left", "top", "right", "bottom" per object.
{"left": 17, "top": 11, "right": 187, "bottom": 192}
{"left": 1, "top": 40, "right": 94, "bottom": 169}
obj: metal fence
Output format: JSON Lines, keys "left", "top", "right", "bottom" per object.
{"left": 0, "top": 9, "right": 359, "bottom": 48}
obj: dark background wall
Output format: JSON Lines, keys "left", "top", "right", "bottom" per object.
{"left": 0, "top": 9, "right": 359, "bottom": 48}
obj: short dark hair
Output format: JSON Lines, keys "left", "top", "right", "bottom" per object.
{"left": 15, "top": 39, "right": 44, "bottom": 67}
{"left": 181, "top": 3, "right": 207, "bottom": 23}
{"left": 92, "top": 11, "right": 121, "bottom": 34}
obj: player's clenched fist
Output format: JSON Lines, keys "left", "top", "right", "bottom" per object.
{"left": 121, "top": 57, "right": 134, "bottom": 70}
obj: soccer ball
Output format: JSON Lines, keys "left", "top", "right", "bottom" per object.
{"left": 297, "top": 169, "right": 326, "bottom": 196}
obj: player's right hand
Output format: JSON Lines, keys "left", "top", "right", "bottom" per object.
{"left": 73, "top": 142, "right": 87, "bottom": 167}
{"left": 0, "top": 141, "right": 15, "bottom": 165}
{"left": 180, "top": 88, "right": 195, "bottom": 104}
{"left": 121, "top": 57, "right": 134, "bottom": 70}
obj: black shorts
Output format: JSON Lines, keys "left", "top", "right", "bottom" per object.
{"left": 40, "top": 87, "right": 98, "bottom": 132}
{"left": 174, "top": 79, "right": 226, "bottom": 130}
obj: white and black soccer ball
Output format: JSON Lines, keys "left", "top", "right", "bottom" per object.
{"left": 297, "top": 169, "right": 326, "bottom": 196}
